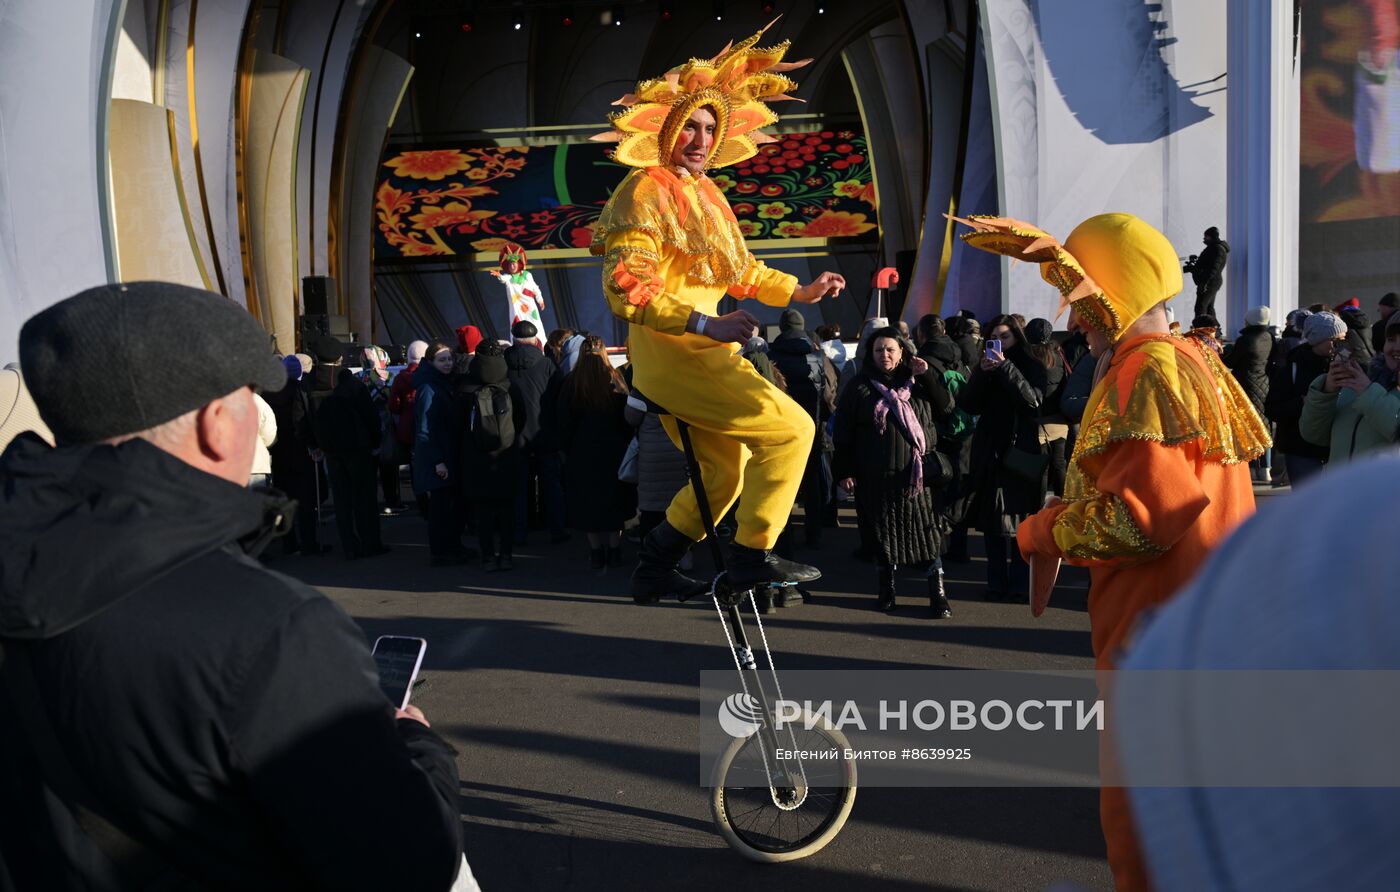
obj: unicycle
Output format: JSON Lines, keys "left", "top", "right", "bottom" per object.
{"left": 640, "top": 392, "right": 858, "bottom": 862}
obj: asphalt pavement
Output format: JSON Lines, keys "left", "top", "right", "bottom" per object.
{"left": 275, "top": 495, "right": 1133, "bottom": 892}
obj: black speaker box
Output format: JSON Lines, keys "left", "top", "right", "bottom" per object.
{"left": 302, "top": 276, "right": 337, "bottom": 316}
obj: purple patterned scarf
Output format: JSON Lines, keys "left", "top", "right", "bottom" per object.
{"left": 870, "top": 377, "right": 927, "bottom": 492}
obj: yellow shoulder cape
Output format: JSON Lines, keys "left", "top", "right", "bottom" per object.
{"left": 1067, "top": 335, "right": 1270, "bottom": 501}
{"left": 590, "top": 167, "right": 755, "bottom": 288}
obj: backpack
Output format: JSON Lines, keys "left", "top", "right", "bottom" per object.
{"left": 469, "top": 384, "right": 515, "bottom": 454}
{"left": 936, "top": 366, "right": 974, "bottom": 443}
{"left": 805, "top": 353, "right": 828, "bottom": 404}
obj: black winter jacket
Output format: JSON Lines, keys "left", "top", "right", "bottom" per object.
{"left": 1265, "top": 342, "right": 1332, "bottom": 460}
{"left": 917, "top": 335, "right": 967, "bottom": 378}
{"left": 1372, "top": 314, "right": 1394, "bottom": 354}
{"left": 504, "top": 342, "right": 555, "bottom": 448}
{"left": 770, "top": 331, "right": 837, "bottom": 423}
{"left": 313, "top": 368, "right": 381, "bottom": 457}
{"left": 0, "top": 435, "right": 462, "bottom": 891}
{"left": 959, "top": 349, "right": 1049, "bottom": 534}
{"left": 953, "top": 333, "right": 981, "bottom": 372}
{"left": 1193, "top": 239, "right": 1229, "bottom": 289}
{"left": 1225, "top": 324, "right": 1274, "bottom": 413}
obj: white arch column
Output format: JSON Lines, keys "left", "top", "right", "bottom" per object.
{"left": 1226, "top": 0, "right": 1299, "bottom": 330}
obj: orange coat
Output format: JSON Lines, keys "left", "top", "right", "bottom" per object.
{"left": 1017, "top": 332, "right": 1266, "bottom": 891}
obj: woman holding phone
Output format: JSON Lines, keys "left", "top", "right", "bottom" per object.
{"left": 958, "top": 314, "right": 1049, "bottom": 601}
{"left": 1299, "top": 313, "right": 1400, "bottom": 466}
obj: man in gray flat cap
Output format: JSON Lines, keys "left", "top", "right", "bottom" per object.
{"left": 0, "top": 282, "right": 477, "bottom": 890}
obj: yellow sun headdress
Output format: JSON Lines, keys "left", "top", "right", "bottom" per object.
{"left": 590, "top": 18, "right": 811, "bottom": 171}
{"left": 948, "top": 213, "right": 1184, "bottom": 343}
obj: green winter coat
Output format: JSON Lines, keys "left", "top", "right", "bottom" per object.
{"left": 1300, "top": 375, "right": 1400, "bottom": 465}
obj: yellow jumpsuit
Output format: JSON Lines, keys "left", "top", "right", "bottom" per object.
{"left": 592, "top": 166, "right": 813, "bottom": 550}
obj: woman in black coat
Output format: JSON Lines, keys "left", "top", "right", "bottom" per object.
{"left": 557, "top": 335, "right": 638, "bottom": 569}
{"left": 833, "top": 327, "right": 954, "bottom": 617}
{"left": 1022, "top": 318, "right": 1069, "bottom": 496}
{"left": 958, "top": 314, "right": 1048, "bottom": 601}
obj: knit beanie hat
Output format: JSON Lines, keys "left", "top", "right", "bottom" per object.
{"left": 456, "top": 325, "right": 484, "bottom": 355}
{"left": 407, "top": 340, "right": 429, "bottom": 363}
{"left": 1304, "top": 312, "right": 1347, "bottom": 346}
{"left": 295, "top": 353, "right": 314, "bottom": 376}
{"left": 1024, "top": 318, "right": 1054, "bottom": 345}
{"left": 779, "top": 308, "right": 805, "bottom": 333}
{"left": 468, "top": 339, "right": 508, "bottom": 386}
{"left": 1245, "top": 306, "right": 1270, "bottom": 327}
{"left": 282, "top": 355, "right": 303, "bottom": 381}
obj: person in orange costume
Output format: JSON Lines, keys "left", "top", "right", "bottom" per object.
{"left": 590, "top": 22, "right": 847, "bottom": 602}
{"left": 954, "top": 213, "right": 1270, "bottom": 892}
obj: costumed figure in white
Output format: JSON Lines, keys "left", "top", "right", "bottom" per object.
{"left": 489, "top": 242, "right": 546, "bottom": 342}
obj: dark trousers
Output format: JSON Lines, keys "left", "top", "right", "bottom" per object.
{"left": 946, "top": 524, "right": 969, "bottom": 559}
{"left": 378, "top": 460, "right": 403, "bottom": 509}
{"left": 798, "top": 446, "right": 829, "bottom": 546}
{"left": 638, "top": 509, "right": 667, "bottom": 539}
{"left": 1284, "top": 453, "right": 1325, "bottom": 488}
{"left": 514, "top": 451, "right": 539, "bottom": 540}
{"left": 538, "top": 451, "right": 567, "bottom": 537}
{"left": 1194, "top": 282, "right": 1220, "bottom": 320}
{"left": 326, "top": 453, "right": 382, "bottom": 556}
{"left": 477, "top": 497, "right": 517, "bottom": 559}
{"left": 281, "top": 461, "right": 323, "bottom": 553}
{"left": 984, "top": 532, "right": 1029, "bottom": 596}
{"left": 1045, "top": 437, "right": 1068, "bottom": 497}
{"left": 426, "top": 487, "right": 463, "bottom": 557}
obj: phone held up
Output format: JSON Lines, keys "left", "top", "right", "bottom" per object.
{"left": 985, "top": 338, "right": 1002, "bottom": 358}
{"left": 371, "top": 635, "right": 427, "bottom": 711}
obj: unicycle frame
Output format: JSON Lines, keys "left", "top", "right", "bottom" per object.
{"left": 673, "top": 418, "right": 801, "bottom": 800}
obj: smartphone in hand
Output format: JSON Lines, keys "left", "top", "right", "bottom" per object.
{"left": 371, "top": 635, "right": 427, "bottom": 710}
{"left": 985, "top": 338, "right": 1002, "bottom": 357}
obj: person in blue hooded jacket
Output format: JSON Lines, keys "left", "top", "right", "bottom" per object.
{"left": 414, "top": 343, "right": 469, "bottom": 566}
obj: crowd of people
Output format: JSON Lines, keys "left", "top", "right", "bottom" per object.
{"left": 83, "top": 283, "right": 1392, "bottom": 626}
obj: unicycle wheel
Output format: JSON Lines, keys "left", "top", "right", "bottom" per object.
{"left": 710, "top": 709, "right": 857, "bottom": 862}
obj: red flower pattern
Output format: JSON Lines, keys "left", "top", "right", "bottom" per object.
{"left": 376, "top": 130, "right": 875, "bottom": 259}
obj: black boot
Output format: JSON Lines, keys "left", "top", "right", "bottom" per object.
{"left": 630, "top": 521, "right": 710, "bottom": 604}
{"left": 728, "top": 544, "right": 822, "bottom": 590}
{"left": 876, "top": 565, "right": 896, "bottom": 612}
{"left": 929, "top": 570, "right": 952, "bottom": 619}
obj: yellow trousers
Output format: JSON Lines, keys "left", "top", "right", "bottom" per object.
{"left": 638, "top": 335, "right": 812, "bottom": 551}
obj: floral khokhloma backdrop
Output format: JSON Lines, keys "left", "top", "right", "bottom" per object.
{"left": 1299, "top": 0, "right": 1400, "bottom": 222}
{"left": 374, "top": 128, "right": 878, "bottom": 260}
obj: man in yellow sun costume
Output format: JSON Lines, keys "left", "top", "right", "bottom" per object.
{"left": 955, "top": 213, "right": 1270, "bottom": 891}
{"left": 590, "top": 23, "right": 847, "bottom": 603}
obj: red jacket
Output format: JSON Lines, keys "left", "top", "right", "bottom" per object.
{"left": 388, "top": 362, "right": 419, "bottom": 445}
